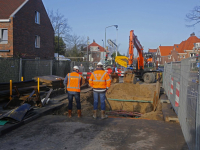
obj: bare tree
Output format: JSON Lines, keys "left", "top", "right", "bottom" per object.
{"left": 186, "top": 6, "right": 200, "bottom": 27}
{"left": 66, "top": 34, "right": 86, "bottom": 50}
{"left": 65, "top": 34, "right": 87, "bottom": 58}
{"left": 48, "top": 9, "right": 71, "bottom": 38}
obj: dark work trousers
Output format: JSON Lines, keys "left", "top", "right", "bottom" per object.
{"left": 68, "top": 92, "right": 81, "bottom": 110}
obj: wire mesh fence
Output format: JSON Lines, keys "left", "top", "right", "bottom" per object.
{"left": 163, "top": 57, "right": 200, "bottom": 150}
{"left": 0, "top": 58, "right": 20, "bottom": 83}
{"left": 0, "top": 58, "right": 89, "bottom": 83}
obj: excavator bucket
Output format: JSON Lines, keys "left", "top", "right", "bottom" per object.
{"left": 123, "top": 71, "right": 136, "bottom": 84}
{"left": 111, "top": 73, "right": 119, "bottom": 83}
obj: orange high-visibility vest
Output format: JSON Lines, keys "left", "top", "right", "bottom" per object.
{"left": 67, "top": 72, "right": 81, "bottom": 92}
{"left": 89, "top": 70, "right": 111, "bottom": 89}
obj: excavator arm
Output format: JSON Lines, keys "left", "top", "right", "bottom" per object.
{"left": 129, "top": 30, "right": 144, "bottom": 70}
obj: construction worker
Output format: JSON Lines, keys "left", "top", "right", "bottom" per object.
{"left": 89, "top": 62, "right": 111, "bottom": 119}
{"left": 63, "top": 66, "right": 82, "bottom": 118}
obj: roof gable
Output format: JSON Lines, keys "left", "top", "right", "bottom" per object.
{"left": 159, "top": 46, "right": 173, "bottom": 56}
{"left": 177, "top": 36, "right": 200, "bottom": 53}
{"left": 83, "top": 41, "right": 106, "bottom": 52}
{"left": 0, "top": 0, "right": 27, "bottom": 19}
{"left": 148, "top": 49, "right": 157, "bottom": 53}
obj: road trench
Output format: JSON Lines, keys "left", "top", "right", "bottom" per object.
{"left": 53, "top": 82, "right": 164, "bottom": 121}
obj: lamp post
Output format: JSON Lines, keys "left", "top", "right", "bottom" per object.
{"left": 57, "top": 23, "right": 63, "bottom": 61}
{"left": 105, "top": 25, "right": 118, "bottom": 49}
{"left": 102, "top": 39, "right": 104, "bottom": 63}
{"left": 105, "top": 25, "right": 118, "bottom": 61}
{"left": 116, "top": 28, "right": 118, "bottom": 57}
{"left": 87, "top": 36, "right": 89, "bottom": 61}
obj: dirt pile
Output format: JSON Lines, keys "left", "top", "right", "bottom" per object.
{"left": 106, "top": 83, "right": 156, "bottom": 101}
{"left": 106, "top": 83, "right": 157, "bottom": 114}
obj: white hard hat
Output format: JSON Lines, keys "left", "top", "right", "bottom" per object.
{"left": 73, "top": 66, "right": 79, "bottom": 70}
{"left": 97, "top": 62, "right": 103, "bottom": 66}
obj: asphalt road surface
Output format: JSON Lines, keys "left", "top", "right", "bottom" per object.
{"left": 0, "top": 115, "right": 188, "bottom": 150}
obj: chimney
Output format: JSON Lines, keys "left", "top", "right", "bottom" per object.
{"left": 93, "top": 39, "right": 95, "bottom": 43}
{"left": 190, "top": 32, "right": 195, "bottom": 36}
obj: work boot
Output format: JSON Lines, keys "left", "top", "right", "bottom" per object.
{"left": 68, "top": 110, "right": 72, "bottom": 118}
{"left": 101, "top": 110, "right": 108, "bottom": 119}
{"left": 93, "top": 110, "right": 97, "bottom": 119}
{"left": 77, "top": 110, "right": 82, "bottom": 118}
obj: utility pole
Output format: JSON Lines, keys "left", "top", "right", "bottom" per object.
{"left": 87, "top": 36, "right": 89, "bottom": 61}
{"left": 58, "top": 26, "right": 60, "bottom": 61}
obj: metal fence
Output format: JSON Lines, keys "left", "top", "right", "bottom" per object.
{"left": 0, "top": 58, "right": 90, "bottom": 83}
{"left": 163, "top": 57, "right": 200, "bottom": 150}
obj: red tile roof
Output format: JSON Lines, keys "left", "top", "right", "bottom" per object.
{"left": 177, "top": 36, "right": 200, "bottom": 53}
{"left": 148, "top": 49, "right": 157, "bottom": 53}
{"left": 83, "top": 41, "right": 107, "bottom": 52}
{"left": 159, "top": 46, "right": 173, "bottom": 56}
{"left": 0, "top": 0, "right": 26, "bottom": 19}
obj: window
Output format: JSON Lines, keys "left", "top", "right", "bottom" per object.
{"left": 35, "top": 11, "right": 40, "bottom": 24}
{"left": 168, "top": 56, "right": 171, "bottom": 59}
{"left": 97, "top": 53, "right": 99, "bottom": 57}
{"left": 183, "top": 55, "right": 185, "bottom": 58}
{"left": 190, "top": 53, "right": 196, "bottom": 57}
{"left": 180, "top": 55, "right": 182, "bottom": 58}
{"left": 35, "top": 35, "right": 40, "bottom": 48}
{"left": 0, "top": 29, "right": 8, "bottom": 44}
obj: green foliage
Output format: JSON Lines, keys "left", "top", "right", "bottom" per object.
{"left": 54, "top": 36, "right": 66, "bottom": 55}
{"left": 111, "top": 51, "right": 123, "bottom": 59}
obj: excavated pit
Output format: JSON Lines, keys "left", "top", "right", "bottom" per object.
{"left": 52, "top": 91, "right": 110, "bottom": 117}
{"left": 106, "top": 83, "right": 156, "bottom": 114}
{"left": 52, "top": 83, "right": 163, "bottom": 120}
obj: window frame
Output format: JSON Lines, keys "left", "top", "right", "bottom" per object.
{"left": 35, "top": 11, "right": 40, "bottom": 24}
{"left": 0, "top": 28, "right": 8, "bottom": 44}
{"left": 35, "top": 35, "right": 40, "bottom": 48}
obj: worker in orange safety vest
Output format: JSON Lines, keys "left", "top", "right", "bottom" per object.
{"left": 89, "top": 62, "right": 111, "bottom": 119}
{"left": 63, "top": 66, "right": 82, "bottom": 118}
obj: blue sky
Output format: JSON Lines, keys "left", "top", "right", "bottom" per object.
{"left": 43, "top": 0, "right": 200, "bottom": 55}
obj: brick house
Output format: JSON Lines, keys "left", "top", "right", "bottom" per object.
{"left": 82, "top": 40, "right": 107, "bottom": 62}
{"left": 156, "top": 33, "right": 200, "bottom": 65}
{"left": 0, "top": 0, "right": 54, "bottom": 59}
{"left": 156, "top": 46, "right": 174, "bottom": 65}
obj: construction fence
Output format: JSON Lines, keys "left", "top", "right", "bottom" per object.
{"left": 163, "top": 57, "right": 200, "bottom": 150}
{"left": 0, "top": 58, "right": 95, "bottom": 83}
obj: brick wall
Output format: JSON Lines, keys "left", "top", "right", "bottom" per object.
{"left": 13, "top": 0, "right": 54, "bottom": 59}
{"left": 0, "top": 18, "right": 13, "bottom": 57}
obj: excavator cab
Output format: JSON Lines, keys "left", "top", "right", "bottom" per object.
{"left": 144, "top": 52, "right": 154, "bottom": 69}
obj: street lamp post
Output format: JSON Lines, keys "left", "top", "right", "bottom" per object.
{"left": 104, "top": 25, "right": 118, "bottom": 60}
{"left": 87, "top": 36, "right": 89, "bottom": 61}
{"left": 102, "top": 39, "right": 104, "bottom": 63}
{"left": 116, "top": 28, "right": 118, "bottom": 57}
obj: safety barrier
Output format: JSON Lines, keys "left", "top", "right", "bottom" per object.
{"left": 163, "top": 57, "right": 200, "bottom": 150}
{"left": 78, "top": 72, "right": 91, "bottom": 79}
{"left": 105, "top": 69, "right": 125, "bottom": 77}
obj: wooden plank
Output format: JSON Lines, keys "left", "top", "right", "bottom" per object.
{"left": 162, "top": 103, "right": 179, "bottom": 123}
{"left": 153, "top": 91, "right": 156, "bottom": 111}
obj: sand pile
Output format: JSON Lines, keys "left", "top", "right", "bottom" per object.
{"left": 106, "top": 83, "right": 157, "bottom": 114}
{"left": 106, "top": 83, "right": 156, "bottom": 101}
